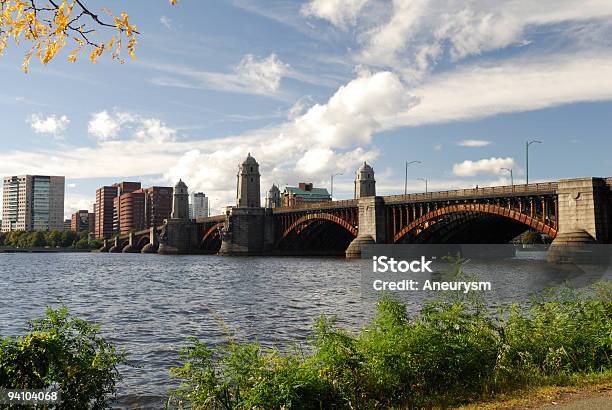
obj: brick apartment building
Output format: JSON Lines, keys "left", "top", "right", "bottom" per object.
{"left": 95, "top": 182, "right": 173, "bottom": 238}
{"left": 70, "top": 209, "right": 95, "bottom": 233}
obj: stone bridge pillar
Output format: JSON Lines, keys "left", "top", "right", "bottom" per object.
{"left": 122, "top": 231, "right": 139, "bottom": 253}
{"left": 108, "top": 236, "right": 121, "bottom": 253}
{"left": 218, "top": 207, "right": 275, "bottom": 255}
{"left": 158, "top": 180, "right": 199, "bottom": 254}
{"left": 141, "top": 225, "right": 159, "bottom": 253}
{"left": 346, "top": 196, "right": 387, "bottom": 258}
{"left": 553, "top": 177, "right": 610, "bottom": 244}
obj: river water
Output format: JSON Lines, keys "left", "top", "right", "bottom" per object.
{"left": 0, "top": 252, "right": 609, "bottom": 408}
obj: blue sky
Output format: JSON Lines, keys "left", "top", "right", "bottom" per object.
{"left": 1, "top": 0, "right": 612, "bottom": 217}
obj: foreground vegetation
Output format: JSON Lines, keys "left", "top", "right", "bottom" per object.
{"left": 0, "top": 230, "right": 102, "bottom": 250}
{"left": 0, "top": 307, "right": 127, "bottom": 409}
{"left": 170, "top": 283, "right": 611, "bottom": 409}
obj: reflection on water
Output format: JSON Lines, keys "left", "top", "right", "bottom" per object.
{"left": 0, "top": 253, "right": 609, "bottom": 408}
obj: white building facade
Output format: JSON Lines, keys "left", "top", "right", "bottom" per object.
{"left": 1, "top": 175, "right": 65, "bottom": 232}
{"left": 189, "top": 192, "right": 209, "bottom": 219}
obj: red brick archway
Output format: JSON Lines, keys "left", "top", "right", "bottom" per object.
{"left": 393, "top": 203, "right": 557, "bottom": 243}
{"left": 282, "top": 212, "right": 358, "bottom": 239}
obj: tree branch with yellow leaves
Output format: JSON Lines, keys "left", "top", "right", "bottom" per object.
{"left": 0, "top": 0, "right": 177, "bottom": 72}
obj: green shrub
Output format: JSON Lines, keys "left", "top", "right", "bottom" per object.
{"left": 171, "top": 283, "right": 612, "bottom": 409}
{"left": 0, "top": 306, "right": 128, "bottom": 409}
{"left": 74, "top": 238, "right": 90, "bottom": 249}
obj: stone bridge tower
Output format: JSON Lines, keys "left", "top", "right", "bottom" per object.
{"left": 171, "top": 179, "right": 190, "bottom": 220}
{"left": 159, "top": 179, "right": 198, "bottom": 254}
{"left": 220, "top": 153, "right": 275, "bottom": 255}
{"left": 237, "top": 153, "right": 261, "bottom": 208}
{"left": 355, "top": 161, "right": 376, "bottom": 198}
{"left": 347, "top": 162, "right": 385, "bottom": 258}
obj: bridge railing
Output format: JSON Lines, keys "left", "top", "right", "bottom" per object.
{"left": 273, "top": 199, "right": 358, "bottom": 213}
{"left": 195, "top": 215, "right": 226, "bottom": 224}
{"left": 384, "top": 182, "right": 558, "bottom": 203}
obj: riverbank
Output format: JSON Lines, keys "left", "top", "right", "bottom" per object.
{"left": 456, "top": 372, "right": 612, "bottom": 409}
{"left": 0, "top": 246, "right": 91, "bottom": 253}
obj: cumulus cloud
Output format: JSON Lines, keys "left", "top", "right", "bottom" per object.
{"left": 458, "top": 139, "right": 491, "bottom": 147}
{"left": 452, "top": 157, "right": 515, "bottom": 177}
{"left": 28, "top": 114, "right": 70, "bottom": 137}
{"left": 235, "top": 53, "right": 289, "bottom": 94}
{"left": 88, "top": 111, "right": 120, "bottom": 141}
{"left": 301, "top": 0, "right": 371, "bottom": 28}
{"left": 294, "top": 70, "right": 417, "bottom": 148}
{"left": 88, "top": 111, "right": 176, "bottom": 143}
{"left": 134, "top": 118, "right": 177, "bottom": 143}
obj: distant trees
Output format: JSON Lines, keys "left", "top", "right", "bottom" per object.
{"left": 0, "top": 230, "right": 100, "bottom": 249}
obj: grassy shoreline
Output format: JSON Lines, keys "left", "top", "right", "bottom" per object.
{"left": 456, "top": 371, "right": 612, "bottom": 409}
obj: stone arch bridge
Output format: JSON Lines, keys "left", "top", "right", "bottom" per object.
{"left": 102, "top": 177, "right": 612, "bottom": 257}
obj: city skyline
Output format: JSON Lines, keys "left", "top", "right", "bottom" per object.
{"left": 1, "top": 1, "right": 612, "bottom": 219}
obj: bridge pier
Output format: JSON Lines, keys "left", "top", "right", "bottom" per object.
{"left": 99, "top": 239, "right": 110, "bottom": 252}
{"left": 346, "top": 196, "right": 387, "bottom": 258}
{"left": 122, "top": 231, "right": 139, "bottom": 253}
{"left": 108, "top": 237, "right": 121, "bottom": 253}
{"left": 218, "top": 207, "right": 275, "bottom": 256}
{"left": 141, "top": 225, "right": 159, "bottom": 254}
{"left": 549, "top": 177, "right": 611, "bottom": 262}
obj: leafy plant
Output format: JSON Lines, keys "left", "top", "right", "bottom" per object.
{"left": 171, "top": 283, "right": 612, "bottom": 409}
{"left": 0, "top": 306, "right": 128, "bottom": 409}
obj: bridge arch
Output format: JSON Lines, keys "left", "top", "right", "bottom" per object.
{"left": 202, "top": 222, "right": 224, "bottom": 242}
{"left": 201, "top": 222, "right": 223, "bottom": 253}
{"left": 393, "top": 203, "right": 557, "bottom": 243}
{"left": 282, "top": 212, "right": 358, "bottom": 239}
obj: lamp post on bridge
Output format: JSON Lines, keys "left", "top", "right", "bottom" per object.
{"left": 526, "top": 140, "right": 541, "bottom": 185}
{"left": 417, "top": 177, "right": 428, "bottom": 194}
{"left": 405, "top": 161, "right": 422, "bottom": 195}
{"left": 500, "top": 167, "right": 514, "bottom": 187}
{"left": 331, "top": 172, "right": 342, "bottom": 200}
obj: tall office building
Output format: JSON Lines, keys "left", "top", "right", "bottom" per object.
{"left": 1, "top": 175, "right": 65, "bottom": 232}
{"left": 190, "top": 192, "right": 209, "bottom": 219}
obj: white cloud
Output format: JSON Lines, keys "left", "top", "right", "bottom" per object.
{"left": 134, "top": 118, "right": 177, "bottom": 143}
{"left": 160, "top": 15, "right": 172, "bottom": 30}
{"left": 307, "top": 0, "right": 612, "bottom": 77}
{"left": 433, "top": 144, "right": 442, "bottom": 151}
{"left": 88, "top": 111, "right": 176, "bottom": 143}
{"left": 144, "top": 53, "right": 290, "bottom": 97}
{"left": 301, "top": 0, "right": 371, "bottom": 28}
{"left": 235, "top": 54, "right": 289, "bottom": 94}
{"left": 28, "top": 114, "right": 70, "bottom": 137}
{"left": 88, "top": 111, "right": 120, "bottom": 141}
{"left": 394, "top": 51, "right": 612, "bottom": 126}
{"left": 287, "top": 95, "right": 314, "bottom": 119}
{"left": 452, "top": 157, "right": 515, "bottom": 177}
{"left": 458, "top": 139, "right": 491, "bottom": 147}
{"left": 294, "top": 70, "right": 417, "bottom": 148}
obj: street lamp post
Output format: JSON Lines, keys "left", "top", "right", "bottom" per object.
{"left": 500, "top": 167, "right": 514, "bottom": 187}
{"left": 331, "top": 172, "right": 342, "bottom": 199}
{"left": 405, "top": 161, "right": 422, "bottom": 194}
{"left": 526, "top": 140, "right": 541, "bottom": 185}
{"left": 417, "top": 177, "right": 428, "bottom": 194}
